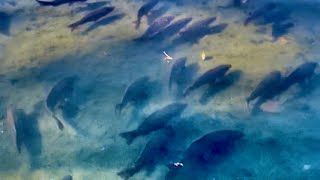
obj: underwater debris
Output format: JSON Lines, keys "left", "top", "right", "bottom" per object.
{"left": 201, "top": 51, "right": 206, "bottom": 61}
{"left": 163, "top": 51, "right": 173, "bottom": 62}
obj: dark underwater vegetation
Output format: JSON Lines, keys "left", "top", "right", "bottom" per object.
{"left": 1, "top": 0, "right": 320, "bottom": 179}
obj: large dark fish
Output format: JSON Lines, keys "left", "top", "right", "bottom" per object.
{"left": 0, "top": 12, "right": 11, "bottom": 35}
{"left": 244, "top": 2, "right": 277, "bottom": 26}
{"left": 280, "top": 62, "right": 318, "bottom": 91}
{"left": 184, "top": 64, "right": 232, "bottom": 96}
{"left": 135, "top": 0, "right": 159, "bottom": 29}
{"left": 68, "top": 6, "right": 115, "bottom": 30}
{"left": 166, "top": 130, "right": 244, "bottom": 180}
{"left": 118, "top": 128, "right": 175, "bottom": 180}
{"left": 120, "top": 103, "right": 187, "bottom": 144}
{"left": 169, "top": 57, "right": 187, "bottom": 90}
{"left": 154, "top": 17, "right": 192, "bottom": 39}
{"left": 36, "top": 0, "right": 87, "bottom": 6}
{"left": 246, "top": 71, "right": 282, "bottom": 105}
{"left": 46, "top": 76, "right": 78, "bottom": 130}
{"left": 134, "top": 16, "right": 175, "bottom": 41}
{"left": 179, "top": 17, "right": 216, "bottom": 37}
{"left": 115, "top": 76, "right": 152, "bottom": 115}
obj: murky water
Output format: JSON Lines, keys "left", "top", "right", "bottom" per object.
{"left": 0, "top": 0, "right": 320, "bottom": 179}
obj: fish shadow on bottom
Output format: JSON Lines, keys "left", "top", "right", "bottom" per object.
{"left": 14, "top": 102, "right": 42, "bottom": 168}
{"left": 199, "top": 70, "right": 242, "bottom": 105}
{"left": 84, "top": 13, "right": 126, "bottom": 33}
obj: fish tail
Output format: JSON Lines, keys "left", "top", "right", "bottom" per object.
{"left": 117, "top": 167, "right": 138, "bottom": 180}
{"left": 36, "top": 0, "right": 55, "bottom": 6}
{"left": 52, "top": 114, "right": 64, "bottom": 130}
{"left": 119, "top": 130, "right": 138, "bottom": 144}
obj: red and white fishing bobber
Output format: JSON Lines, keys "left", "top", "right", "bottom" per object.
{"left": 163, "top": 51, "right": 173, "bottom": 63}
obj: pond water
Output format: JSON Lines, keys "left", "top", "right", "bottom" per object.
{"left": 0, "top": 0, "right": 320, "bottom": 179}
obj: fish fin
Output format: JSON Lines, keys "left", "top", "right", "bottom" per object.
{"left": 52, "top": 114, "right": 64, "bottom": 130}
{"left": 117, "top": 167, "right": 138, "bottom": 180}
{"left": 119, "top": 131, "right": 137, "bottom": 144}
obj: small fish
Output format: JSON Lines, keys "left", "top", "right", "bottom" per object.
{"left": 115, "top": 76, "right": 153, "bottom": 115}
{"left": 134, "top": 16, "right": 175, "bottom": 41}
{"left": 68, "top": 6, "right": 115, "bottom": 30}
{"left": 166, "top": 130, "right": 244, "bottom": 180}
{"left": 184, "top": 64, "right": 232, "bottom": 97}
{"left": 179, "top": 17, "right": 216, "bottom": 37}
{"left": 36, "top": 0, "right": 87, "bottom": 6}
{"left": 201, "top": 51, "right": 206, "bottom": 61}
{"left": 46, "top": 76, "right": 78, "bottom": 130}
{"left": 119, "top": 103, "right": 187, "bottom": 144}
{"left": 246, "top": 71, "right": 282, "bottom": 106}
{"left": 280, "top": 62, "right": 318, "bottom": 91}
{"left": 118, "top": 128, "right": 175, "bottom": 180}
{"left": 153, "top": 17, "right": 192, "bottom": 40}
{"left": 135, "top": 0, "right": 159, "bottom": 29}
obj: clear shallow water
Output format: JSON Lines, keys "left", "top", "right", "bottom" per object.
{"left": 0, "top": 0, "right": 320, "bottom": 179}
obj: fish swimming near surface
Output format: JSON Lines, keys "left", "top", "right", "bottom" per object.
{"left": 46, "top": 76, "right": 78, "bottom": 130}
{"left": 153, "top": 17, "right": 192, "bottom": 40}
{"left": 244, "top": 2, "right": 277, "bottom": 26}
{"left": 115, "top": 76, "right": 153, "bottom": 115}
{"left": 246, "top": 71, "right": 283, "bottom": 106}
{"left": 118, "top": 128, "right": 175, "bottom": 180}
{"left": 184, "top": 64, "right": 232, "bottom": 97}
{"left": 120, "top": 103, "right": 187, "bottom": 144}
{"left": 134, "top": 16, "right": 175, "bottom": 41}
{"left": 280, "top": 62, "right": 318, "bottom": 91}
{"left": 169, "top": 57, "right": 187, "bottom": 90}
{"left": 36, "top": 0, "right": 87, "bottom": 6}
{"left": 135, "top": 0, "right": 159, "bottom": 29}
{"left": 68, "top": 6, "right": 115, "bottom": 30}
{"left": 165, "top": 130, "right": 244, "bottom": 180}
{"left": 0, "top": 12, "right": 11, "bottom": 35}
